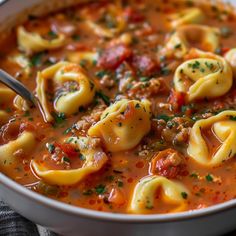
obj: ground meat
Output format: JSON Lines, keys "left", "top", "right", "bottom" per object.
{"left": 98, "top": 44, "right": 132, "bottom": 70}
{"left": 128, "top": 78, "right": 168, "bottom": 99}
{"left": 173, "top": 128, "right": 190, "bottom": 146}
{"left": 151, "top": 119, "right": 166, "bottom": 138}
{"left": 162, "top": 122, "right": 191, "bottom": 147}
{"left": 150, "top": 148, "right": 188, "bottom": 179}
{"left": 152, "top": 117, "right": 193, "bottom": 147}
{"left": 88, "top": 137, "right": 102, "bottom": 149}
{"left": 128, "top": 79, "right": 160, "bottom": 99}
{"left": 100, "top": 74, "right": 115, "bottom": 88}
{"left": 76, "top": 104, "right": 107, "bottom": 132}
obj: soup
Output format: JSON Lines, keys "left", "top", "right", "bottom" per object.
{"left": 1, "top": 0, "right": 236, "bottom": 214}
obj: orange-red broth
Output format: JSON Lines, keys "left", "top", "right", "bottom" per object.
{"left": 1, "top": 0, "right": 236, "bottom": 214}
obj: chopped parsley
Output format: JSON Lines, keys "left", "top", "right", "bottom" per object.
{"left": 117, "top": 180, "right": 124, "bottom": 187}
{"left": 71, "top": 34, "right": 81, "bottom": 41}
{"left": 181, "top": 192, "right": 188, "bottom": 199}
{"left": 181, "top": 104, "right": 195, "bottom": 113}
{"left": 95, "top": 70, "right": 108, "bottom": 79}
{"left": 135, "top": 103, "right": 141, "bottom": 109}
{"left": 79, "top": 154, "right": 86, "bottom": 161}
{"left": 160, "top": 67, "right": 170, "bottom": 76}
{"left": 63, "top": 127, "right": 72, "bottom": 135}
{"left": 38, "top": 182, "right": 59, "bottom": 196}
{"left": 156, "top": 114, "right": 172, "bottom": 122}
{"left": 95, "top": 184, "right": 106, "bottom": 195}
{"left": 46, "top": 143, "right": 55, "bottom": 154}
{"left": 190, "top": 173, "right": 199, "bottom": 179}
{"left": 220, "top": 26, "right": 232, "bottom": 38}
{"left": 62, "top": 156, "right": 71, "bottom": 164}
{"left": 83, "top": 189, "right": 93, "bottom": 196}
{"left": 23, "top": 110, "right": 30, "bottom": 117}
{"left": 96, "top": 91, "right": 110, "bottom": 105}
{"left": 188, "top": 60, "right": 200, "bottom": 70}
{"left": 140, "top": 77, "right": 150, "bottom": 82}
{"left": 47, "top": 30, "right": 58, "bottom": 39}
{"left": 205, "top": 174, "right": 213, "bottom": 182}
{"left": 229, "top": 115, "right": 236, "bottom": 121}
{"left": 117, "top": 122, "right": 122, "bottom": 127}
{"left": 53, "top": 112, "right": 66, "bottom": 124}
{"left": 174, "top": 43, "right": 182, "bottom": 49}
{"left": 30, "top": 52, "right": 45, "bottom": 67}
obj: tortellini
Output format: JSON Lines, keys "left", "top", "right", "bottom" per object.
{"left": 129, "top": 176, "right": 189, "bottom": 214}
{"left": 162, "top": 25, "right": 220, "bottom": 59}
{"left": 67, "top": 51, "right": 98, "bottom": 65}
{"left": 0, "top": 132, "right": 35, "bottom": 170}
{"left": 85, "top": 5, "right": 126, "bottom": 38}
{"left": 188, "top": 110, "right": 236, "bottom": 166}
{"left": 32, "top": 136, "right": 108, "bottom": 185}
{"left": 168, "top": 8, "right": 205, "bottom": 28}
{"left": 36, "top": 61, "right": 96, "bottom": 122}
{"left": 174, "top": 49, "right": 233, "bottom": 102}
{"left": 17, "top": 26, "right": 65, "bottom": 54}
{"left": 88, "top": 99, "right": 151, "bottom": 152}
{"left": 13, "top": 95, "right": 30, "bottom": 112}
{"left": 8, "top": 53, "right": 31, "bottom": 78}
{"left": 0, "top": 88, "right": 16, "bottom": 125}
{"left": 224, "top": 48, "right": 236, "bottom": 76}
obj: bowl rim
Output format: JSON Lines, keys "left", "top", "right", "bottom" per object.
{"left": 1, "top": 172, "right": 236, "bottom": 223}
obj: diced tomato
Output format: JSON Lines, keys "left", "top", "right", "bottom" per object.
{"left": 150, "top": 148, "right": 188, "bottom": 179}
{"left": 168, "top": 89, "right": 186, "bottom": 111}
{"left": 55, "top": 142, "right": 78, "bottom": 157}
{"left": 131, "top": 55, "right": 159, "bottom": 76}
{"left": 123, "top": 7, "right": 145, "bottom": 23}
{"left": 154, "top": 159, "right": 188, "bottom": 179}
{"left": 98, "top": 44, "right": 132, "bottom": 70}
{"left": 221, "top": 47, "right": 230, "bottom": 55}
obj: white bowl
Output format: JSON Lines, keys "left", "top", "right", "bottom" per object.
{"left": 0, "top": 1, "right": 236, "bottom": 235}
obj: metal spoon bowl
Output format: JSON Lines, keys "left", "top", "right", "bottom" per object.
{"left": 0, "top": 69, "right": 46, "bottom": 121}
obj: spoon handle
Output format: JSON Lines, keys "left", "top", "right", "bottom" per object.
{"left": 0, "top": 69, "right": 36, "bottom": 106}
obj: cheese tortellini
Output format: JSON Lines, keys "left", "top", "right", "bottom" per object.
{"left": 88, "top": 99, "right": 151, "bottom": 152}
{"left": 129, "top": 176, "right": 189, "bottom": 214}
{"left": 224, "top": 48, "right": 236, "bottom": 76}
{"left": 0, "top": 88, "right": 16, "bottom": 125}
{"left": 17, "top": 26, "right": 65, "bottom": 54}
{"left": 13, "top": 95, "right": 30, "bottom": 112}
{"left": 0, "top": 132, "right": 36, "bottom": 170}
{"left": 168, "top": 8, "right": 205, "bottom": 28}
{"left": 36, "top": 61, "right": 96, "bottom": 122}
{"left": 162, "top": 25, "right": 220, "bottom": 59}
{"left": 67, "top": 51, "right": 98, "bottom": 65}
{"left": 174, "top": 49, "right": 233, "bottom": 102}
{"left": 32, "top": 136, "right": 108, "bottom": 185}
{"left": 8, "top": 53, "right": 31, "bottom": 78}
{"left": 188, "top": 110, "right": 236, "bottom": 166}
{"left": 85, "top": 4, "right": 126, "bottom": 38}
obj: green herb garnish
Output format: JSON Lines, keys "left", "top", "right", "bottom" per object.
{"left": 181, "top": 192, "right": 188, "bottom": 199}
{"left": 95, "top": 184, "right": 106, "bottom": 195}
{"left": 205, "top": 174, "right": 213, "bottom": 182}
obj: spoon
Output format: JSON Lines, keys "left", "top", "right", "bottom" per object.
{"left": 0, "top": 69, "right": 46, "bottom": 121}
